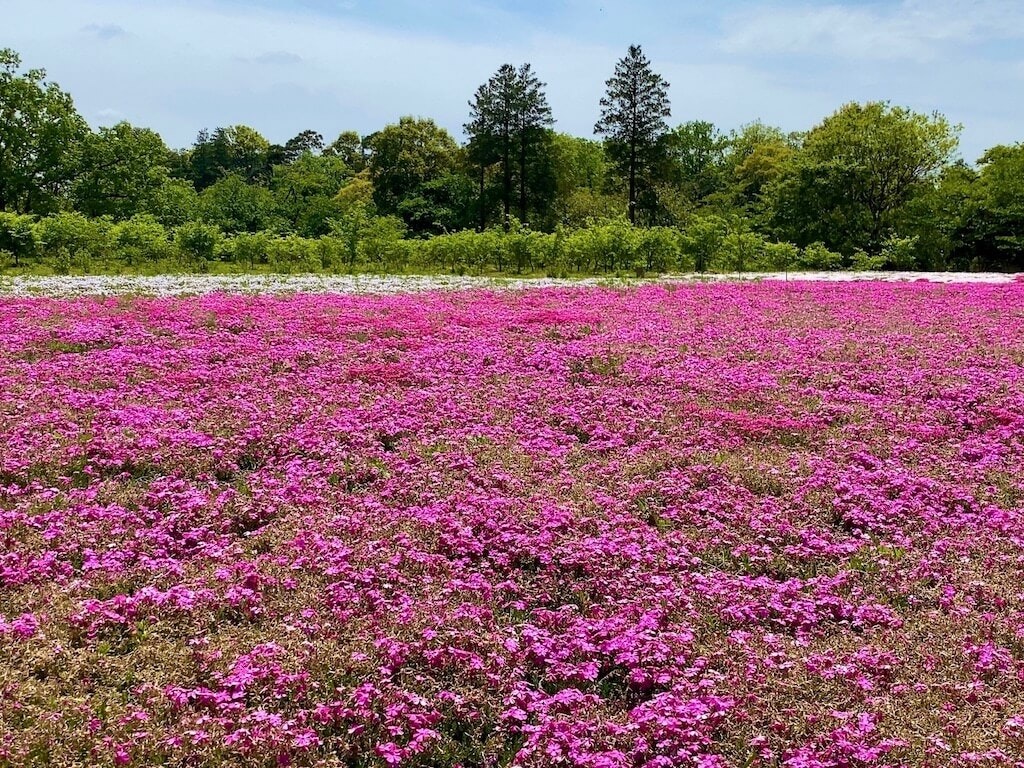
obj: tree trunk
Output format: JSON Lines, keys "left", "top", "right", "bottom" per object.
{"left": 502, "top": 130, "right": 511, "bottom": 231}
{"left": 869, "top": 208, "right": 884, "bottom": 253}
{"left": 628, "top": 142, "right": 637, "bottom": 225}
{"left": 478, "top": 164, "right": 486, "bottom": 232}
{"left": 518, "top": 131, "right": 528, "bottom": 226}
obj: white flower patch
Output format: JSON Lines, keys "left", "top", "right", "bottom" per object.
{"left": 0, "top": 271, "right": 1018, "bottom": 298}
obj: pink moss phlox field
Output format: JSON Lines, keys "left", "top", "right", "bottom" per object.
{"left": 2, "top": 282, "right": 1024, "bottom": 767}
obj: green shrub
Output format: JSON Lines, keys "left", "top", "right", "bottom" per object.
{"left": 880, "top": 235, "right": 920, "bottom": 270}
{"left": 52, "top": 247, "right": 72, "bottom": 275}
{"left": 35, "top": 213, "right": 112, "bottom": 271}
{"left": 798, "top": 242, "right": 844, "bottom": 270}
{"left": 230, "top": 232, "right": 272, "bottom": 270}
{"left": 267, "top": 234, "right": 316, "bottom": 273}
{"left": 721, "top": 231, "right": 766, "bottom": 273}
{"left": 850, "top": 249, "right": 887, "bottom": 271}
{"left": 174, "top": 222, "right": 221, "bottom": 269}
{"left": 313, "top": 235, "right": 345, "bottom": 272}
{"left": 9, "top": 209, "right": 834, "bottom": 278}
{"left": 565, "top": 220, "right": 635, "bottom": 273}
{"left": 359, "top": 216, "right": 407, "bottom": 272}
{"left": 0, "top": 212, "right": 36, "bottom": 268}
{"left": 112, "top": 215, "right": 172, "bottom": 266}
{"left": 636, "top": 227, "right": 680, "bottom": 275}
{"left": 680, "top": 215, "right": 727, "bottom": 273}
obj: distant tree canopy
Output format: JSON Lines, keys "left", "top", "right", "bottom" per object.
{"left": 1, "top": 45, "right": 1023, "bottom": 272}
{"left": 771, "top": 102, "right": 960, "bottom": 255}
{"left": 955, "top": 145, "right": 1024, "bottom": 269}
{"left": 365, "top": 116, "right": 469, "bottom": 235}
{"left": 73, "top": 122, "right": 172, "bottom": 219}
{"left": 0, "top": 49, "right": 88, "bottom": 213}
{"left": 185, "top": 125, "right": 274, "bottom": 189}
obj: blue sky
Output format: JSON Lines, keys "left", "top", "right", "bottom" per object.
{"left": 3, "top": 0, "right": 1022, "bottom": 161}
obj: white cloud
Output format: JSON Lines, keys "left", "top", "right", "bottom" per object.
{"left": 2, "top": 0, "right": 1022, "bottom": 162}
{"left": 241, "top": 51, "right": 305, "bottom": 66}
{"left": 720, "top": 0, "right": 1024, "bottom": 62}
{"left": 81, "top": 22, "right": 127, "bottom": 40}
{"left": 95, "top": 107, "right": 125, "bottom": 121}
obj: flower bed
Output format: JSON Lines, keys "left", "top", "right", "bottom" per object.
{"left": 1, "top": 282, "right": 1023, "bottom": 766}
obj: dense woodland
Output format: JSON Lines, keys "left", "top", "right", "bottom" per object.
{"left": 1, "top": 45, "right": 1022, "bottom": 275}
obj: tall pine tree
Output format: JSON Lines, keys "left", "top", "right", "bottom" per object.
{"left": 513, "top": 64, "right": 553, "bottom": 225}
{"left": 466, "top": 63, "right": 553, "bottom": 229}
{"left": 465, "top": 74, "right": 501, "bottom": 230}
{"left": 595, "top": 45, "right": 671, "bottom": 223}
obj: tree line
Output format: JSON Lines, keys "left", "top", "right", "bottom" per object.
{"left": 1, "top": 45, "right": 1022, "bottom": 275}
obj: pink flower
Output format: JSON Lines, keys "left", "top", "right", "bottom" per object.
{"left": 375, "top": 742, "right": 405, "bottom": 766}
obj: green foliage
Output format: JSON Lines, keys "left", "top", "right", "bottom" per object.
{"left": 879, "top": 235, "right": 920, "bottom": 270}
{"left": 35, "top": 212, "right": 112, "bottom": 270}
{"left": 200, "top": 175, "right": 279, "bottom": 233}
{"left": 186, "top": 125, "right": 273, "bottom": 189}
{"left": 772, "top": 102, "right": 960, "bottom": 255}
{"left": 595, "top": 45, "right": 671, "bottom": 223}
{"left": 73, "top": 122, "right": 172, "bottom": 219}
{"left": 724, "top": 123, "right": 798, "bottom": 216}
{"left": 0, "top": 212, "right": 37, "bottom": 267}
{"left": 2, "top": 45, "right": 1022, "bottom": 277}
{"left": 550, "top": 135, "right": 608, "bottom": 196}
{"left": 897, "top": 162, "right": 974, "bottom": 271}
{"left": 266, "top": 234, "right": 316, "bottom": 273}
{"left": 279, "top": 129, "right": 324, "bottom": 164}
{"left": 660, "top": 121, "right": 728, "bottom": 205}
{"left": 0, "top": 49, "right": 89, "bottom": 214}
{"left": 396, "top": 171, "right": 476, "bottom": 235}
{"left": 324, "top": 131, "right": 366, "bottom": 172}
{"left": 850, "top": 250, "right": 887, "bottom": 271}
{"left": 324, "top": 173, "right": 381, "bottom": 270}
{"left": 960, "top": 144, "right": 1024, "bottom": 270}
{"left": 111, "top": 215, "right": 172, "bottom": 265}
{"left": 763, "top": 241, "right": 800, "bottom": 273}
{"left": 634, "top": 227, "right": 680, "bottom": 275}
{"left": 721, "top": 230, "right": 766, "bottom": 273}
{"left": 366, "top": 117, "right": 464, "bottom": 235}
{"left": 174, "top": 221, "right": 221, "bottom": 269}
{"left": 149, "top": 179, "right": 201, "bottom": 228}
{"left": 567, "top": 218, "right": 636, "bottom": 273}
{"left": 230, "top": 231, "right": 272, "bottom": 270}
{"left": 559, "top": 189, "right": 625, "bottom": 229}
{"left": 466, "top": 64, "right": 556, "bottom": 231}
{"left": 680, "top": 215, "right": 728, "bottom": 273}
{"left": 797, "top": 242, "right": 844, "bottom": 270}
{"left": 271, "top": 154, "right": 351, "bottom": 235}
{"left": 358, "top": 216, "right": 408, "bottom": 272}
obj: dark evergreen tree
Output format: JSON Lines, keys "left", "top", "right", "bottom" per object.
{"left": 513, "top": 64, "right": 554, "bottom": 225}
{"left": 595, "top": 45, "right": 671, "bottom": 223}
{"left": 466, "top": 63, "right": 554, "bottom": 230}
{"left": 465, "top": 75, "right": 501, "bottom": 231}
{"left": 282, "top": 130, "right": 325, "bottom": 164}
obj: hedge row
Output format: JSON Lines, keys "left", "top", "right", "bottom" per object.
{"left": 0, "top": 211, "right": 898, "bottom": 276}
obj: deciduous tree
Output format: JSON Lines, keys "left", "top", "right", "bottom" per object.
{"left": 187, "top": 125, "right": 273, "bottom": 190}
{"left": 772, "top": 102, "right": 959, "bottom": 254}
{"left": 73, "top": 122, "right": 172, "bottom": 219}
{"left": 0, "top": 49, "right": 88, "bottom": 213}
{"left": 364, "top": 117, "right": 464, "bottom": 234}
